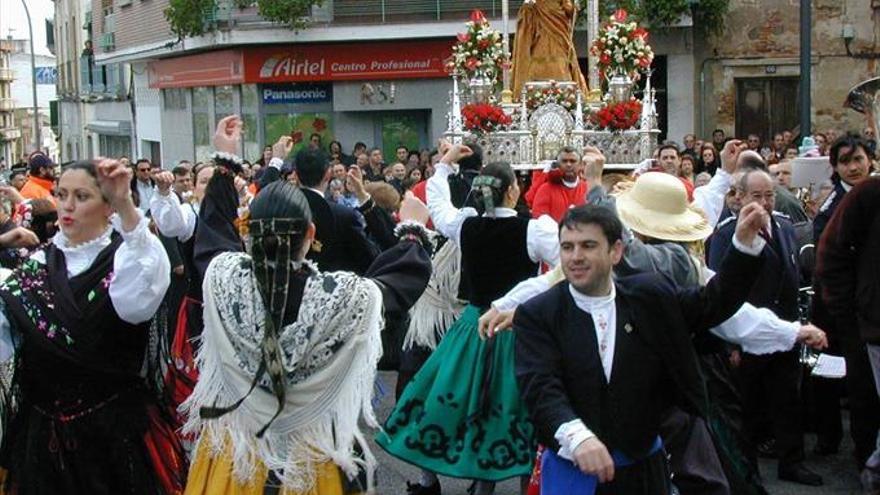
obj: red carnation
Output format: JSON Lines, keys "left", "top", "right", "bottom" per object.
{"left": 466, "top": 58, "right": 479, "bottom": 70}
{"left": 470, "top": 9, "right": 487, "bottom": 24}
{"left": 614, "top": 9, "right": 628, "bottom": 22}
{"left": 478, "top": 39, "right": 491, "bottom": 50}
{"left": 457, "top": 32, "right": 471, "bottom": 43}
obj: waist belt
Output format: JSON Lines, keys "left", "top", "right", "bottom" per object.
{"left": 540, "top": 436, "right": 663, "bottom": 494}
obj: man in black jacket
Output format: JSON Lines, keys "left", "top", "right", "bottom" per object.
{"left": 515, "top": 203, "right": 768, "bottom": 494}
{"left": 260, "top": 143, "right": 382, "bottom": 274}
{"left": 707, "top": 169, "right": 821, "bottom": 486}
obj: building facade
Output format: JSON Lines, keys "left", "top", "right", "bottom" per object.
{"left": 6, "top": 38, "right": 59, "bottom": 162}
{"left": 52, "top": 0, "right": 133, "bottom": 163}
{"left": 699, "top": 0, "right": 879, "bottom": 143}
{"left": 0, "top": 39, "right": 20, "bottom": 166}
{"left": 89, "top": 0, "right": 699, "bottom": 165}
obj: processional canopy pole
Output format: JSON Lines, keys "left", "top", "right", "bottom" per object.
{"left": 501, "top": 0, "right": 513, "bottom": 103}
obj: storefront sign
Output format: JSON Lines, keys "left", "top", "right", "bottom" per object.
{"left": 262, "top": 83, "right": 332, "bottom": 104}
{"left": 148, "top": 50, "right": 245, "bottom": 89}
{"left": 244, "top": 39, "right": 452, "bottom": 83}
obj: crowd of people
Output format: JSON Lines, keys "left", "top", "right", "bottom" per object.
{"left": 0, "top": 114, "right": 875, "bottom": 495}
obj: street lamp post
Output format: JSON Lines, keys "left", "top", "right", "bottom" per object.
{"left": 21, "top": 0, "right": 40, "bottom": 153}
{"left": 799, "top": 0, "right": 811, "bottom": 138}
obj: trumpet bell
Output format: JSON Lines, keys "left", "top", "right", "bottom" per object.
{"left": 844, "top": 76, "right": 880, "bottom": 114}
{"left": 845, "top": 77, "right": 880, "bottom": 149}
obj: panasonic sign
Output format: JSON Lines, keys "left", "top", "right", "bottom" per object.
{"left": 262, "top": 83, "right": 332, "bottom": 104}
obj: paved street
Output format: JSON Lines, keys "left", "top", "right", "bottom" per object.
{"left": 371, "top": 372, "right": 864, "bottom": 495}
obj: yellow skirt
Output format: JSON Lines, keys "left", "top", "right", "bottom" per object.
{"left": 184, "top": 434, "right": 349, "bottom": 495}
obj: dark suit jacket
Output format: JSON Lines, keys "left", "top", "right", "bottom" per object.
{"left": 708, "top": 211, "right": 800, "bottom": 321}
{"left": 514, "top": 245, "right": 763, "bottom": 459}
{"left": 300, "top": 188, "right": 380, "bottom": 274}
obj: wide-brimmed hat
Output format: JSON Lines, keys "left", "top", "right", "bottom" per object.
{"left": 615, "top": 172, "right": 712, "bottom": 242}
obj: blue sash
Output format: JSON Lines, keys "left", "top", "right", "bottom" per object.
{"left": 540, "top": 437, "right": 663, "bottom": 494}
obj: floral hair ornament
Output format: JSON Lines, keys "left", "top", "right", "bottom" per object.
{"left": 471, "top": 175, "right": 503, "bottom": 212}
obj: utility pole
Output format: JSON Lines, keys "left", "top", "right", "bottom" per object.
{"left": 21, "top": 0, "right": 40, "bottom": 153}
{"left": 799, "top": 0, "right": 811, "bottom": 138}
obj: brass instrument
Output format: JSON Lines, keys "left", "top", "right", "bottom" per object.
{"left": 844, "top": 76, "right": 880, "bottom": 149}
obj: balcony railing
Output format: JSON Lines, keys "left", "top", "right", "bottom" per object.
{"left": 211, "top": 0, "right": 523, "bottom": 27}
{"left": 0, "top": 99, "right": 13, "bottom": 112}
{"left": 0, "top": 68, "right": 13, "bottom": 81}
{"left": 333, "top": 0, "right": 524, "bottom": 24}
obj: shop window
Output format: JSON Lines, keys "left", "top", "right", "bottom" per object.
{"left": 99, "top": 134, "right": 130, "bottom": 158}
{"left": 214, "top": 86, "right": 235, "bottom": 127}
{"left": 163, "top": 88, "right": 187, "bottom": 110}
{"left": 193, "top": 87, "right": 213, "bottom": 162}
{"left": 264, "top": 113, "right": 333, "bottom": 157}
{"left": 241, "top": 84, "right": 260, "bottom": 162}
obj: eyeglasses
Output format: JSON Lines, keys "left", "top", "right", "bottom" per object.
{"left": 137, "top": 168, "right": 151, "bottom": 173}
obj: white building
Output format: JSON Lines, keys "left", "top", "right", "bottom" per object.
{"left": 52, "top": 0, "right": 132, "bottom": 162}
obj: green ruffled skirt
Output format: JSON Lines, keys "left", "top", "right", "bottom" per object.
{"left": 376, "top": 305, "right": 535, "bottom": 481}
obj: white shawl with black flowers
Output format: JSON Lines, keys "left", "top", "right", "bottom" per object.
{"left": 182, "top": 252, "right": 383, "bottom": 492}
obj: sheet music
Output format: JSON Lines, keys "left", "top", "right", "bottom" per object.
{"left": 812, "top": 354, "right": 847, "bottom": 379}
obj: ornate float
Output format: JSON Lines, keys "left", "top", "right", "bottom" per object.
{"left": 443, "top": 5, "right": 660, "bottom": 171}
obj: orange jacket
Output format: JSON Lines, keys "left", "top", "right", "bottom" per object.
{"left": 20, "top": 176, "right": 56, "bottom": 206}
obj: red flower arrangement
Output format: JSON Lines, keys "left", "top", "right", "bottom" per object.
{"left": 462, "top": 103, "right": 512, "bottom": 133}
{"left": 591, "top": 99, "right": 642, "bottom": 130}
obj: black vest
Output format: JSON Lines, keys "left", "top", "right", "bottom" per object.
{"left": 0, "top": 237, "right": 150, "bottom": 409}
{"left": 459, "top": 216, "right": 538, "bottom": 307}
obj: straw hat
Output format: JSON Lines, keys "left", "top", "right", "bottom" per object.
{"left": 615, "top": 172, "right": 712, "bottom": 242}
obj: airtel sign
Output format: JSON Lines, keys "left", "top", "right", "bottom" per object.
{"left": 244, "top": 39, "right": 452, "bottom": 83}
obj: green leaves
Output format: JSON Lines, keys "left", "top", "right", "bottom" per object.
{"left": 164, "top": 0, "right": 324, "bottom": 41}
{"left": 581, "top": 0, "right": 728, "bottom": 35}
{"left": 164, "top": 0, "right": 217, "bottom": 40}
{"left": 256, "top": 0, "right": 324, "bottom": 31}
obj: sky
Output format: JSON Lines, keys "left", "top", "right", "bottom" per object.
{"left": 0, "top": 0, "right": 55, "bottom": 55}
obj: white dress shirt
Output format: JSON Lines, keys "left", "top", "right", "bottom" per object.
{"left": 426, "top": 162, "right": 559, "bottom": 266}
{"left": 692, "top": 168, "right": 732, "bottom": 229}
{"left": 150, "top": 190, "right": 198, "bottom": 242}
{"left": 136, "top": 180, "right": 156, "bottom": 214}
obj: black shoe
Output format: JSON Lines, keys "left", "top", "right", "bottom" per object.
{"left": 756, "top": 438, "right": 777, "bottom": 459}
{"left": 814, "top": 442, "right": 839, "bottom": 456}
{"left": 407, "top": 480, "right": 441, "bottom": 495}
{"left": 778, "top": 463, "right": 823, "bottom": 486}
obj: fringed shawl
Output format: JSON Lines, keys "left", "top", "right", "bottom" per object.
{"left": 182, "top": 252, "right": 383, "bottom": 492}
{"left": 402, "top": 240, "right": 465, "bottom": 351}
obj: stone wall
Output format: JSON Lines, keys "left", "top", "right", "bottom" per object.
{"left": 699, "top": 0, "right": 880, "bottom": 139}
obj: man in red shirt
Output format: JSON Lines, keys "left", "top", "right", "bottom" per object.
{"left": 530, "top": 146, "right": 588, "bottom": 222}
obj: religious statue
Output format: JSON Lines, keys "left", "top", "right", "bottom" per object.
{"left": 511, "top": 0, "right": 589, "bottom": 99}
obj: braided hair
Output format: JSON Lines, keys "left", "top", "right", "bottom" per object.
{"left": 200, "top": 180, "right": 313, "bottom": 436}
{"left": 471, "top": 161, "right": 516, "bottom": 214}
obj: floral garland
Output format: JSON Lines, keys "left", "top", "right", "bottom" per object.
{"left": 590, "top": 9, "right": 654, "bottom": 81}
{"left": 462, "top": 103, "right": 512, "bottom": 134}
{"left": 448, "top": 10, "right": 506, "bottom": 91}
{"left": 591, "top": 99, "right": 642, "bottom": 131}
{"left": 525, "top": 81, "right": 578, "bottom": 111}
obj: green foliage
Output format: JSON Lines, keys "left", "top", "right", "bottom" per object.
{"left": 255, "top": 0, "right": 324, "bottom": 31}
{"left": 582, "top": 0, "right": 728, "bottom": 34}
{"left": 164, "top": 0, "right": 216, "bottom": 40}
{"left": 164, "top": 0, "right": 324, "bottom": 40}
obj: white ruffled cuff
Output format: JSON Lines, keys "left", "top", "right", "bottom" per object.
{"left": 111, "top": 211, "right": 151, "bottom": 247}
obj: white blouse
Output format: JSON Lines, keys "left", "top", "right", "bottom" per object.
{"left": 426, "top": 162, "right": 559, "bottom": 266}
{"left": 150, "top": 190, "right": 198, "bottom": 242}
{"left": 0, "top": 212, "right": 171, "bottom": 362}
